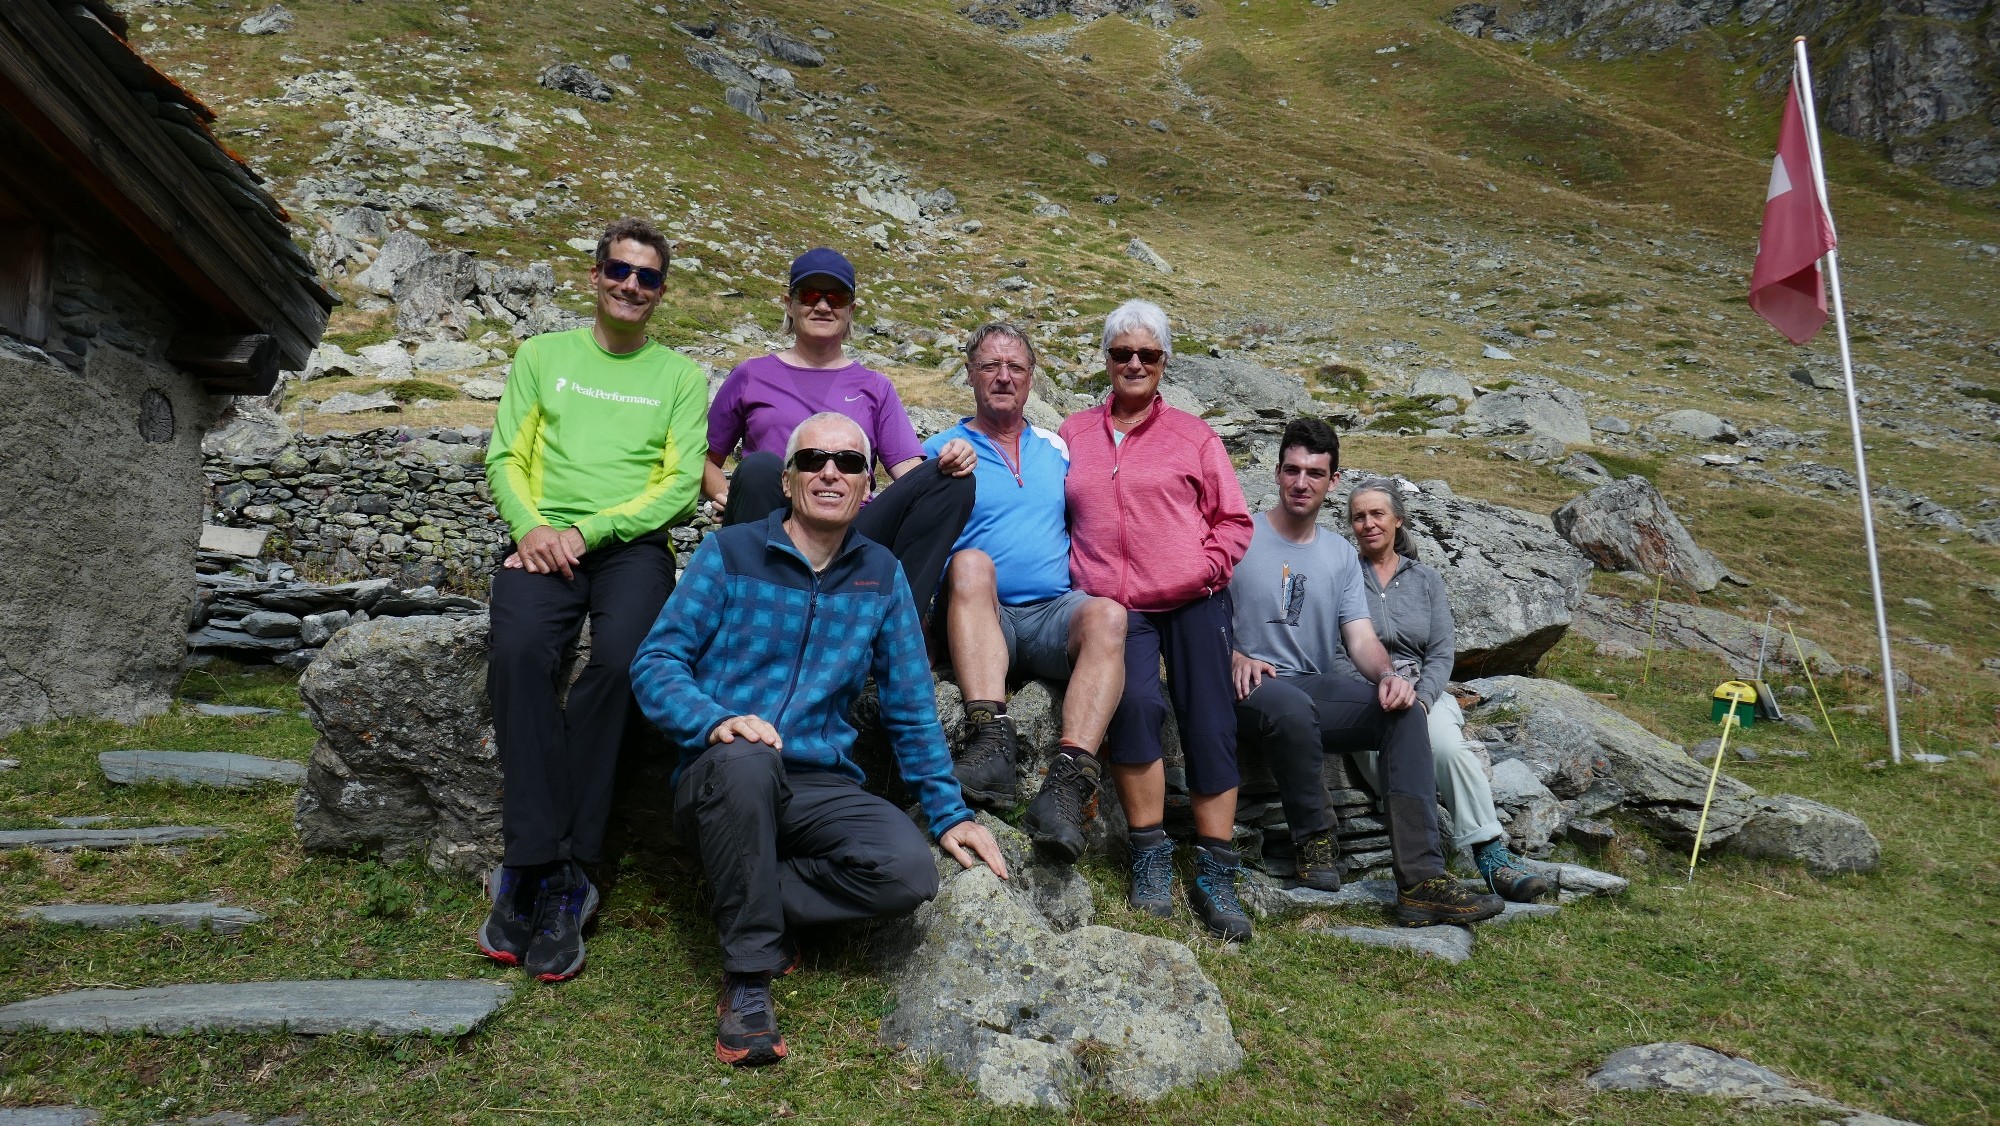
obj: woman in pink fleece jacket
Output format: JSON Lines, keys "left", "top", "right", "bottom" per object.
{"left": 1053, "top": 299, "right": 1255, "bottom": 942}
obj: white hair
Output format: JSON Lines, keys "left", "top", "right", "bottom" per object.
{"left": 783, "top": 411, "right": 871, "bottom": 467}
{"left": 1100, "top": 298, "right": 1172, "bottom": 359}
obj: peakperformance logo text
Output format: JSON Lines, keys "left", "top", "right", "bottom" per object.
{"left": 554, "top": 377, "right": 659, "bottom": 407}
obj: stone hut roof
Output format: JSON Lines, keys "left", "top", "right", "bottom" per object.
{"left": 0, "top": 0, "right": 332, "bottom": 392}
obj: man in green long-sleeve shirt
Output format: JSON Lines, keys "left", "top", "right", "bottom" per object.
{"left": 477, "top": 217, "right": 708, "bottom": 984}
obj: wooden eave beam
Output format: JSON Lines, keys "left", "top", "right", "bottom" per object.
{"left": 0, "top": 4, "right": 327, "bottom": 370}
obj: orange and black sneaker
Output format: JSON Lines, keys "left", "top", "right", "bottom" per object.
{"left": 716, "top": 971, "right": 787, "bottom": 1067}
{"left": 1395, "top": 876, "right": 1505, "bottom": 927}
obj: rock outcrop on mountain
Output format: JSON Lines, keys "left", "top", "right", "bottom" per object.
{"left": 1451, "top": 1, "right": 1999, "bottom": 187}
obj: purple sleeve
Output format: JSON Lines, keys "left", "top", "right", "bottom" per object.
{"left": 868, "top": 374, "right": 927, "bottom": 468}
{"left": 706, "top": 365, "right": 747, "bottom": 458}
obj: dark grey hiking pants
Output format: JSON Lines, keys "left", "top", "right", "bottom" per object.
{"left": 673, "top": 742, "right": 941, "bottom": 974}
{"left": 1235, "top": 672, "right": 1447, "bottom": 889}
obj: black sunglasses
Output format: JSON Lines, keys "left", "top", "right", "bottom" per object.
{"left": 792, "top": 285, "right": 854, "bottom": 310}
{"left": 1107, "top": 346, "right": 1165, "bottom": 366}
{"left": 601, "top": 258, "right": 665, "bottom": 290}
{"left": 789, "top": 447, "right": 869, "bottom": 475}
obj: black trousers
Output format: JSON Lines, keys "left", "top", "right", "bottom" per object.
{"left": 1105, "top": 591, "right": 1240, "bottom": 796}
{"left": 1235, "top": 673, "right": 1447, "bottom": 888}
{"left": 487, "top": 531, "right": 676, "bottom": 868}
{"left": 674, "top": 742, "right": 940, "bottom": 974}
{"left": 723, "top": 451, "right": 973, "bottom": 613}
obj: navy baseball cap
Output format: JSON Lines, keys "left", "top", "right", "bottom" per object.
{"left": 788, "top": 247, "right": 856, "bottom": 293}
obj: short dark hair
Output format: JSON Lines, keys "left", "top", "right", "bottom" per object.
{"left": 596, "top": 217, "right": 672, "bottom": 269}
{"left": 1279, "top": 416, "right": 1340, "bottom": 472}
{"left": 964, "top": 322, "right": 1038, "bottom": 371}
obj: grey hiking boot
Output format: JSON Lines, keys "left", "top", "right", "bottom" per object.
{"left": 1128, "top": 836, "right": 1177, "bottom": 918}
{"left": 1475, "top": 839, "right": 1553, "bottom": 902}
{"left": 1293, "top": 829, "right": 1343, "bottom": 893}
{"left": 524, "top": 860, "right": 600, "bottom": 982}
{"left": 1023, "top": 749, "right": 1101, "bottom": 862}
{"left": 952, "top": 701, "right": 1018, "bottom": 810}
{"left": 1188, "top": 843, "right": 1253, "bottom": 942}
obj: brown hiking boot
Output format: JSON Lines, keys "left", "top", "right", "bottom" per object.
{"left": 1395, "top": 876, "right": 1505, "bottom": 927}
{"left": 1293, "top": 829, "right": 1343, "bottom": 893}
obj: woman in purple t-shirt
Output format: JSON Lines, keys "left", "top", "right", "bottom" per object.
{"left": 704, "top": 247, "right": 976, "bottom": 611}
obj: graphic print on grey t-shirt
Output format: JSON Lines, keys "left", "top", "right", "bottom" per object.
{"left": 1269, "top": 564, "right": 1307, "bottom": 626}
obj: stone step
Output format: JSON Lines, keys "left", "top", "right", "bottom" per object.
{"left": 0, "top": 1108, "right": 99, "bottom": 1125}
{"left": 98, "top": 750, "right": 306, "bottom": 788}
{"left": 17, "top": 902, "right": 264, "bottom": 934}
{"left": 190, "top": 703, "right": 285, "bottom": 718}
{"left": 0, "top": 979, "right": 513, "bottom": 1037}
{"left": 0, "top": 826, "right": 225, "bottom": 851}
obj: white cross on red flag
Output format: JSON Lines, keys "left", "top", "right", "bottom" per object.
{"left": 1748, "top": 80, "right": 1838, "bottom": 344}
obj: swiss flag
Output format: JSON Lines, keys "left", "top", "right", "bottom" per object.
{"left": 1749, "top": 80, "right": 1837, "bottom": 344}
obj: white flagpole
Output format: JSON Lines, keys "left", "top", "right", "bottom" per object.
{"left": 1791, "top": 36, "right": 1903, "bottom": 765}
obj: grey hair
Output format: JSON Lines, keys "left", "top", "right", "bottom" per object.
{"left": 1100, "top": 299, "right": 1172, "bottom": 359}
{"left": 964, "top": 322, "right": 1039, "bottom": 371}
{"left": 1347, "top": 476, "right": 1416, "bottom": 560}
{"left": 783, "top": 411, "right": 871, "bottom": 468}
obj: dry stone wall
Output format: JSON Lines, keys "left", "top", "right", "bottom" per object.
{"left": 204, "top": 426, "right": 508, "bottom": 588}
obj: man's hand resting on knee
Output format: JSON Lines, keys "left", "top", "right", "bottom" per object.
{"left": 709, "top": 715, "right": 784, "bottom": 750}
{"left": 938, "top": 820, "right": 1009, "bottom": 880}
{"left": 505, "top": 525, "right": 587, "bottom": 578}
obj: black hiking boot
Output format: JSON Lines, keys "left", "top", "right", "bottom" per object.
{"left": 476, "top": 863, "right": 539, "bottom": 967}
{"left": 952, "top": 701, "right": 1018, "bottom": 810}
{"left": 1475, "top": 840, "right": 1553, "bottom": 903}
{"left": 715, "top": 971, "right": 787, "bottom": 1067}
{"left": 1127, "top": 835, "right": 1177, "bottom": 918}
{"left": 1188, "top": 843, "right": 1254, "bottom": 943}
{"left": 1022, "top": 749, "right": 1100, "bottom": 862}
{"left": 524, "top": 860, "right": 600, "bottom": 982}
{"left": 1293, "top": 829, "right": 1343, "bottom": 893}
{"left": 1394, "top": 876, "right": 1505, "bottom": 927}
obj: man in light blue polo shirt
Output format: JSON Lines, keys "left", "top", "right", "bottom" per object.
{"left": 926, "top": 323, "right": 1127, "bottom": 862}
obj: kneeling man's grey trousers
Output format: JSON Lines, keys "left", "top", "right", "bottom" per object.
{"left": 674, "top": 742, "right": 941, "bottom": 974}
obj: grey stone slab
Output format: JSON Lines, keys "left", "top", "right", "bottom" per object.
{"left": 0, "top": 979, "right": 513, "bottom": 1037}
{"left": 18, "top": 902, "right": 264, "bottom": 934}
{"left": 0, "top": 1109, "right": 99, "bottom": 1125}
{"left": 53, "top": 816, "right": 109, "bottom": 827}
{"left": 0, "top": 826, "right": 225, "bottom": 851}
{"left": 99, "top": 751, "right": 306, "bottom": 789}
{"left": 1474, "top": 901, "right": 1562, "bottom": 927}
{"left": 192, "top": 703, "right": 284, "bottom": 718}
{"left": 1323, "top": 924, "right": 1474, "bottom": 963}
{"left": 198, "top": 524, "right": 270, "bottom": 559}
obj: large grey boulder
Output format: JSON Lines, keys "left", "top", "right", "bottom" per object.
{"left": 394, "top": 245, "right": 479, "bottom": 339}
{"left": 1464, "top": 386, "right": 1591, "bottom": 446}
{"left": 201, "top": 401, "right": 292, "bottom": 460}
{"left": 1587, "top": 1041, "right": 1920, "bottom": 1124}
{"left": 98, "top": 750, "right": 305, "bottom": 789}
{"left": 878, "top": 866, "right": 1242, "bottom": 1107}
{"left": 1163, "top": 353, "right": 1307, "bottom": 414}
{"left": 353, "top": 228, "right": 430, "bottom": 296}
{"left": 0, "top": 980, "right": 511, "bottom": 1037}
{"left": 295, "top": 614, "right": 503, "bottom": 873}
{"left": 1726, "top": 794, "right": 1881, "bottom": 876}
{"left": 1652, "top": 408, "right": 1738, "bottom": 443}
{"left": 1570, "top": 594, "right": 1842, "bottom": 678}
{"left": 1298, "top": 475, "right": 1592, "bottom": 677}
{"left": 1552, "top": 476, "right": 1725, "bottom": 592}
{"left": 537, "top": 62, "right": 613, "bottom": 102}
{"left": 1463, "top": 675, "right": 1757, "bottom": 845}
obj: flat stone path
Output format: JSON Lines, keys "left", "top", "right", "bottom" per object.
{"left": 0, "top": 1108, "right": 99, "bottom": 1125}
{"left": 17, "top": 902, "right": 263, "bottom": 934}
{"left": 99, "top": 750, "right": 305, "bottom": 788}
{"left": 191, "top": 703, "right": 284, "bottom": 718}
{"left": 0, "top": 826, "right": 224, "bottom": 851}
{"left": 0, "top": 979, "right": 512, "bottom": 1037}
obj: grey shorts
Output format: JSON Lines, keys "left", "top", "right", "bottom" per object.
{"left": 999, "top": 589, "right": 1092, "bottom": 681}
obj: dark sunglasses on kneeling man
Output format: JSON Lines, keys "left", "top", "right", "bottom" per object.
{"left": 788, "top": 447, "right": 870, "bottom": 475}
{"left": 600, "top": 258, "right": 665, "bottom": 289}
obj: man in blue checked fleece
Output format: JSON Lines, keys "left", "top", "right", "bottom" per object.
{"left": 631, "top": 411, "right": 1009, "bottom": 1069}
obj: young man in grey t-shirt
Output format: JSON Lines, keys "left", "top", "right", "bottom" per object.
{"left": 1228, "top": 418, "right": 1501, "bottom": 926}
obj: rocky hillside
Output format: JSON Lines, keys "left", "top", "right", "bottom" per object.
{"left": 133, "top": 0, "right": 1997, "bottom": 722}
